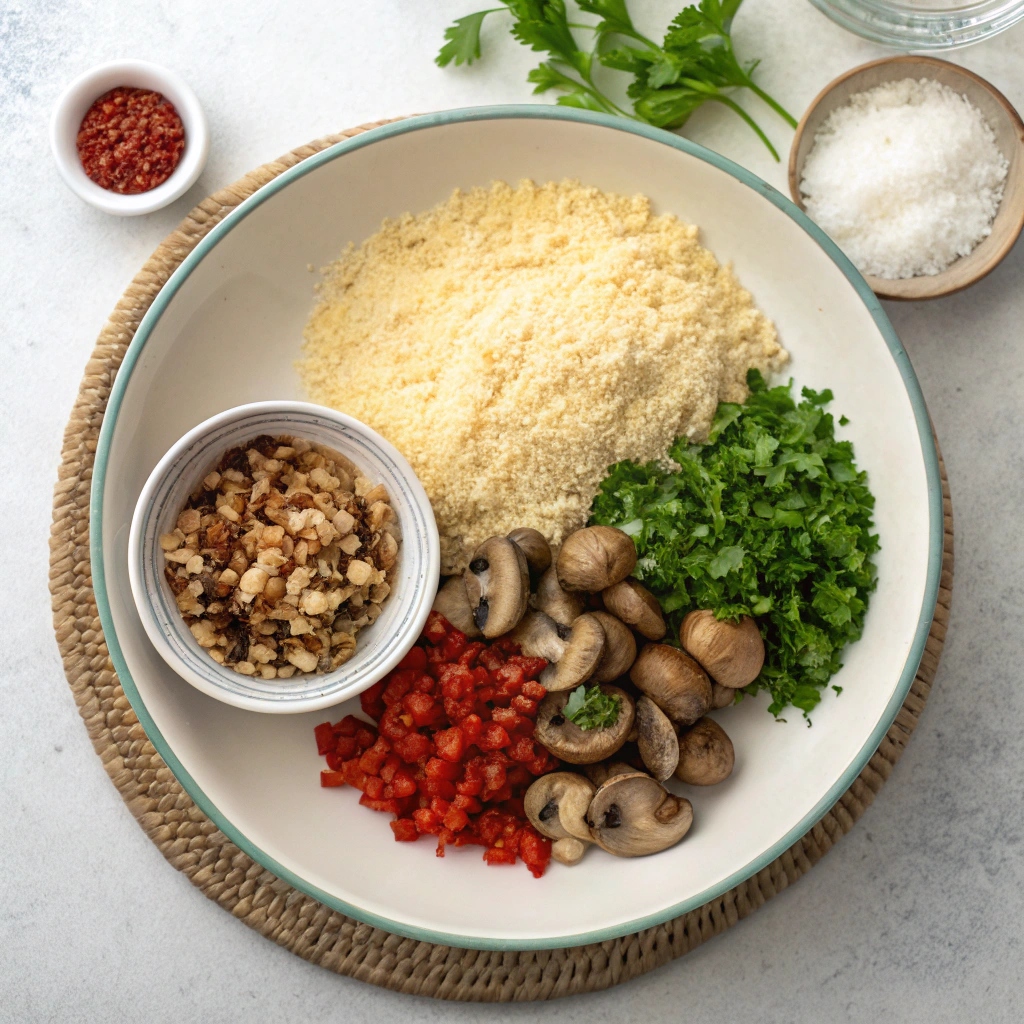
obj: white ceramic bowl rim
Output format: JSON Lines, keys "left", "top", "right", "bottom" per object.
{"left": 49, "top": 58, "right": 210, "bottom": 216}
{"left": 90, "top": 105, "right": 944, "bottom": 951}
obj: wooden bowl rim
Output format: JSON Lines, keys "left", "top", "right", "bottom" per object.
{"left": 788, "top": 55, "right": 1024, "bottom": 301}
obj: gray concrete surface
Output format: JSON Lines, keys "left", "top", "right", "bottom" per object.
{"left": 2, "top": 1, "right": 1021, "bottom": 1020}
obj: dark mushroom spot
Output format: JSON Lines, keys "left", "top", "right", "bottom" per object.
{"left": 473, "top": 599, "right": 489, "bottom": 630}
{"left": 604, "top": 805, "right": 622, "bottom": 828}
{"left": 551, "top": 714, "right": 565, "bottom": 726}
{"left": 469, "top": 558, "right": 489, "bottom": 574}
{"left": 539, "top": 800, "right": 558, "bottom": 822}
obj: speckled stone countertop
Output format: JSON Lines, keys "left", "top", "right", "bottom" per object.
{"left": 2, "top": 2, "right": 1022, "bottom": 1020}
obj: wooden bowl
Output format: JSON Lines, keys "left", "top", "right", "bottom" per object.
{"left": 789, "top": 56, "right": 1024, "bottom": 300}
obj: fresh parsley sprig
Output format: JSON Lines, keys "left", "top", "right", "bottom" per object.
{"left": 590, "top": 371, "right": 879, "bottom": 718}
{"left": 436, "top": 0, "right": 795, "bottom": 159}
{"left": 564, "top": 684, "right": 622, "bottom": 730}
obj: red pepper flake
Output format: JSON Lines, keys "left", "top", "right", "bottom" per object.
{"left": 76, "top": 86, "right": 186, "bottom": 194}
{"left": 315, "top": 612, "right": 557, "bottom": 877}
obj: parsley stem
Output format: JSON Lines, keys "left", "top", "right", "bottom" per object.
{"left": 746, "top": 82, "right": 797, "bottom": 128}
{"left": 711, "top": 94, "right": 780, "bottom": 161}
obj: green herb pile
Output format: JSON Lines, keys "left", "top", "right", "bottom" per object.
{"left": 437, "top": 0, "right": 796, "bottom": 160}
{"left": 590, "top": 371, "right": 879, "bottom": 718}
{"left": 564, "top": 684, "right": 622, "bottom": 730}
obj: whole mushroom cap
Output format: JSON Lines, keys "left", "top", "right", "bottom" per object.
{"left": 431, "top": 576, "right": 482, "bottom": 638}
{"left": 524, "top": 771, "right": 595, "bottom": 841}
{"left": 556, "top": 526, "right": 637, "bottom": 593}
{"left": 534, "top": 685, "right": 635, "bottom": 764}
{"left": 630, "top": 643, "right": 712, "bottom": 726}
{"left": 507, "top": 527, "right": 552, "bottom": 576}
{"left": 679, "top": 610, "right": 765, "bottom": 688}
{"left": 675, "top": 716, "right": 735, "bottom": 786}
{"left": 601, "top": 579, "right": 667, "bottom": 641}
{"left": 590, "top": 611, "right": 638, "bottom": 683}
{"left": 587, "top": 771, "right": 693, "bottom": 857}
{"left": 463, "top": 536, "right": 529, "bottom": 638}
{"left": 635, "top": 695, "right": 679, "bottom": 782}
{"left": 534, "top": 566, "right": 586, "bottom": 628}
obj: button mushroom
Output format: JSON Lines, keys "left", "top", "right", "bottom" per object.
{"left": 431, "top": 576, "right": 482, "bottom": 638}
{"left": 507, "top": 527, "right": 552, "bottom": 577}
{"left": 601, "top": 578, "right": 667, "bottom": 641}
{"left": 524, "top": 772, "right": 595, "bottom": 841}
{"left": 629, "top": 643, "right": 712, "bottom": 726}
{"left": 511, "top": 610, "right": 606, "bottom": 692}
{"left": 534, "top": 566, "right": 585, "bottom": 627}
{"left": 679, "top": 610, "right": 765, "bottom": 688}
{"left": 590, "top": 610, "right": 638, "bottom": 683}
{"left": 462, "top": 536, "right": 529, "bottom": 637}
{"left": 587, "top": 772, "right": 693, "bottom": 857}
{"left": 534, "top": 685, "right": 634, "bottom": 764}
{"left": 556, "top": 526, "right": 637, "bottom": 593}
{"left": 551, "top": 837, "right": 589, "bottom": 866}
{"left": 584, "top": 760, "right": 638, "bottom": 787}
{"left": 635, "top": 695, "right": 679, "bottom": 782}
{"left": 675, "top": 716, "right": 735, "bottom": 785}
{"left": 710, "top": 682, "right": 736, "bottom": 710}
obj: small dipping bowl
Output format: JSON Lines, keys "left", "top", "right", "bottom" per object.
{"left": 50, "top": 59, "right": 210, "bottom": 216}
{"left": 789, "top": 56, "right": 1024, "bottom": 300}
{"left": 128, "top": 402, "right": 440, "bottom": 714}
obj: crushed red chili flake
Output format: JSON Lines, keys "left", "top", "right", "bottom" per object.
{"left": 76, "top": 86, "right": 186, "bottom": 194}
{"left": 314, "top": 611, "right": 558, "bottom": 877}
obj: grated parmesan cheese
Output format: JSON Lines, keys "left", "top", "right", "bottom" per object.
{"left": 299, "top": 180, "right": 786, "bottom": 572}
{"left": 799, "top": 78, "right": 1008, "bottom": 280}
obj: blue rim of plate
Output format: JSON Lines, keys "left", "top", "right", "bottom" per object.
{"left": 90, "top": 105, "right": 943, "bottom": 952}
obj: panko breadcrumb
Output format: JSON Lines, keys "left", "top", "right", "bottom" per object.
{"left": 299, "top": 179, "right": 787, "bottom": 572}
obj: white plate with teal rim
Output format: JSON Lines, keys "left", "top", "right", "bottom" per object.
{"left": 127, "top": 401, "right": 440, "bottom": 714}
{"left": 92, "top": 107, "right": 942, "bottom": 951}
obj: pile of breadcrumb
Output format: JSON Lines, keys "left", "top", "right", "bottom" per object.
{"left": 300, "top": 180, "right": 787, "bottom": 573}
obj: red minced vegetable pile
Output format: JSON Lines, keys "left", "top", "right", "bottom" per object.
{"left": 314, "top": 611, "right": 558, "bottom": 877}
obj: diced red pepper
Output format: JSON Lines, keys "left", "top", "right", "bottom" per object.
{"left": 390, "top": 818, "right": 419, "bottom": 842}
{"left": 358, "top": 794, "right": 402, "bottom": 814}
{"left": 434, "top": 726, "right": 466, "bottom": 763}
{"left": 319, "top": 770, "right": 346, "bottom": 787}
{"left": 392, "top": 731, "right": 433, "bottom": 763}
{"left": 314, "top": 722, "right": 335, "bottom": 755}
{"left": 423, "top": 611, "right": 449, "bottom": 644}
{"left": 364, "top": 775, "right": 385, "bottom": 800}
{"left": 478, "top": 722, "right": 511, "bottom": 751}
{"left": 359, "top": 681, "right": 387, "bottom": 721}
{"left": 397, "top": 645, "right": 427, "bottom": 673}
{"left": 425, "top": 756, "right": 459, "bottom": 781}
{"left": 483, "top": 845, "right": 518, "bottom": 866}
{"left": 358, "top": 736, "right": 391, "bottom": 775}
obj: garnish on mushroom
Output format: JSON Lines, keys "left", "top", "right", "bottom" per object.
{"left": 556, "top": 525, "right": 637, "bottom": 593}
{"left": 635, "top": 695, "right": 679, "bottom": 782}
{"left": 511, "top": 610, "right": 606, "bottom": 691}
{"left": 524, "top": 772, "right": 595, "bottom": 842}
{"left": 629, "top": 643, "right": 712, "bottom": 726}
{"left": 587, "top": 771, "right": 693, "bottom": 857}
{"left": 534, "top": 566, "right": 585, "bottom": 627}
{"left": 679, "top": 609, "right": 765, "bottom": 688}
{"left": 534, "top": 685, "right": 634, "bottom": 764}
{"left": 507, "top": 527, "right": 552, "bottom": 577}
{"left": 601, "top": 578, "right": 666, "bottom": 641}
{"left": 431, "top": 576, "right": 481, "bottom": 638}
{"left": 463, "top": 536, "right": 529, "bottom": 637}
{"left": 590, "top": 610, "right": 638, "bottom": 683}
{"left": 675, "top": 716, "right": 735, "bottom": 786}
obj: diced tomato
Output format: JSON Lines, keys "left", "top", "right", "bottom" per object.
{"left": 443, "top": 806, "right": 470, "bottom": 832}
{"left": 458, "top": 641, "right": 487, "bottom": 667}
{"left": 397, "top": 645, "right": 427, "bottom": 673}
{"left": 421, "top": 777, "right": 456, "bottom": 801}
{"left": 358, "top": 736, "right": 391, "bottom": 775}
{"left": 507, "top": 735, "right": 536, "bottom": 764}
{"left": 355, "top": 726, "right": 378, "bottom": 751}
{"left": 483, "top": 845, "right": 518, "bottom": 866}
{"left": 319, "top": 770, "right": 345, "bottom": 787}
{"left": 478, "top": 722, "right": 511, "bottom": 751}
{"left": 413, "top": 807, "right": 443, "bottom": 835}
{"left": 390, "top": 769, "right": 417, "bottom": 798}
{"left": 359, "top": 794, "right": 402, "bottom": 814}
{"left": 334, "top": 736, "right": 359, "bottom": 760}
{"left": 439, "top": 663, "right": 474, "bottom": 698}
{"left": 423, "top": 611, "right": 449, "bottom": 644}
{"left": 519, "top": 827, "right": 551, "bottom": 879}
{"left": 402, "top": 691, "right": 441, "bottom": 728}
{"left": 333, "top": 715, "right": 361, "bottom": 738}
{"left": 342, "top": 760, "right": 368, "bottom": 790}
{"left": 364, "top": 775, "right": 385, "bottom": 800}
{"left": 452, "top": 793, "right": 482, "bottom": 814}
{"left": 434, "top": 726, "right": 466, "bottom": 763}
{"left": 382, "top": 669, "right": 417, "bottom": 707}
{"left": 441, "top": 631, "right": 467, "bottom": 662}
{"left": 392, "top": 731, "right": 433, "bottom": 763}
{"left": 460, "top": 713, "right": 483, "bottom": 743}
{"left": 425, "top": 757, "right": 459, "bottom": 781}
{"left": 511, "top": 694, "right": 539, "bottom": 717}
{"left": 359, "top": 681, "right": 387, "bottom": 721}
{"left": 378, "top": 704, "right": 410, "bottom": 742}
{"left": 390, "top": 818, "right": 419, "bottom": 842}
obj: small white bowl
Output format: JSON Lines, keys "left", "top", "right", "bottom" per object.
{"left": 128, "top": 402, "right": 440, "bottom": 714}
{"left": 50, "top": 59, "right": 209, "bottom": 216}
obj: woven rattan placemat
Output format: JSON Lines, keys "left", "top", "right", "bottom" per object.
{"left": 48, "top": 119, "right": 954, "bottom": 1001}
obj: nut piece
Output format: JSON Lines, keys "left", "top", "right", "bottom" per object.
{"left": 431, "top": 576, "right": 482, "bottom": 638}
{"left": 679, "top": 610, "right": 765, "bottom": 688}
{"left": 534, "top": 685, "right": 635, "bottom": 764}
{"left": 556, "top": 526, "right": 637, "bottom": 593}
{"left": 511, "top": 611, "right": 606, "bottom": 692}
{"left": 551, "top": 836, "right": 589, "bottom": 866}
{"left": 507, "top": 527, "right": 552, "bottom": 576}
{"left": 534, "top": 566, "right": 585, "bottom": 628}
{"left": 463, "top": 536, "right": 530, "bottom": 637}
{"left": 635, "top": 696, "right": 679, "bottom": 782}
{"left": 629, "top": 644, "right": 712, "bottom": 726}
{"left": 524, "top": 772, "right": 595, "bottom": 841}
{"left": 602, "top": 579, "right": 666, "bottom": 641}
{"left": 587, "top": 772, "right": 693, "bottom": 857}
{"left": 675, "top": 717, "right": 735, "bottom": 786}
{"left": 590, "top": 610, "right": 638, "bottom": 683}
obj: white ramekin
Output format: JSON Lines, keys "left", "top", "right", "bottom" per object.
{"left": 128, "top": 402, "right": 440, "bottom": 714}
{"left": 50, "top": 59, "right": 210, "bottom": 216}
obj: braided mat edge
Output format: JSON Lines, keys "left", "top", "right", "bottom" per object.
{"left": 48, "top": 119, "right": 955, "bottom": 1002}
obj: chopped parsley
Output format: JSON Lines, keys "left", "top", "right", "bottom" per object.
{"left": 590, "top": 370, "right": 879, "bottom": 718}
{"left": 564, "top": 684, "right": 622, "bottom": 730}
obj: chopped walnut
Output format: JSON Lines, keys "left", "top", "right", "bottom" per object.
{"left": 162, "top": 434, "right": 400, "bottom": 679}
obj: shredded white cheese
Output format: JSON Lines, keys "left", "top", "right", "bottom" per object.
{"left": 799, "top": 78, "right": 1008, "bottom": 280}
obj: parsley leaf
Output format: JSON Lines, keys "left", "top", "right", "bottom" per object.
{"left": 436, "top": 9, "right": 506, "bottom": 67}
{"left": 564, "top": 684, "right": 622, "bottom": 730}
{"left": 591, "top": 370, "right": 878, "bottom": 718}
